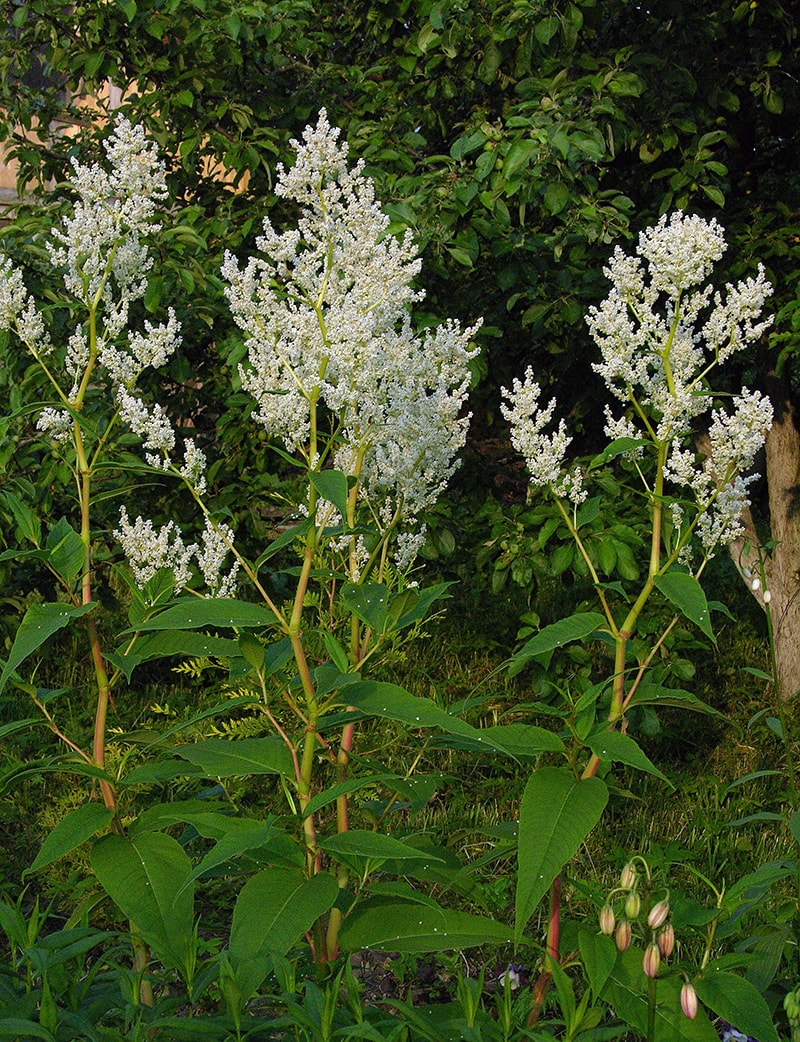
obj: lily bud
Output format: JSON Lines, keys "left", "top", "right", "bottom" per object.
{"left": 657, "top": 922, "right": 675, "bottom": 958}
{"left": 680, "top": 981, "right": 698, "bottom": 1020}
{"left": 620, "top": 862, "right": 637, "bottom": 890}
{"left": 615, "top": 918, "right": 632, "bottom": 952}
{"left": 647, "top": 899, "right": 670, "bottom": 930}
{"left": 643, "top": 942, "right": 661, "bottom": 978}
{"left": 625, "top": 892, "right": 641, "bottom": 920}
{"left": 599, "top": 905, "right": 615, "bottom": 936}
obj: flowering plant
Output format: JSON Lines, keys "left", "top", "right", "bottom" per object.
{"left": 503, "top": 212, "right": 775, "bottom": 1033}
{"left": 0, "top": 114, "right": 523, "bottom": 1002}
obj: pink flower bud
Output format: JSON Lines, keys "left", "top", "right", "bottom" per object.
{"left": 599, "top": 905, "right": 615, "bottom": 936}
{"left": 657, "top": 922, "right": 674, "bottom": 958}
{"left": 647, "top": 899, "right": 670, "bottom": 930}
{"left": 615, "top": 918, "right": 632, "bottom": 952}
{"left": 625, "top": 892, "right": 641, "bottom": 919}
{"left": 643, "top": 942, "right": 661, "bottom": 978}
{"left": 680, "top": 981, "right": 698, "bottom": 1019}
{"left": 620, "top": 862, "right": 637, "bottom": 890}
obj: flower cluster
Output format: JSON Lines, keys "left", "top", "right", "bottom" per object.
{"left": 223, "top": 110, "right": 480, "bottom": 568}
{"left": 504, "top": 212, "right": 773, "bottom": 557}
{"left": 115, "top": 508, "right": 239, "bottom": 598}
{"left": 0, "top": 117, "right": 207, "bottom": 492}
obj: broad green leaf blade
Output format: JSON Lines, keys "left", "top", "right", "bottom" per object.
{"left": 255, "top": 517, "right": 313, "bottom": 565}
{"left": 0, "top": 1019, "right": 54, "bottom": 1040}
{"left": 590, "top": 438, "right": 650, "bottom": 468}
{"left": 0, "top": 489, "right": 41, "bottom": 545}
{"left": 509, "top": 612, "right": 607, "bottom": 676}
{"left": 91, "top": 832, "right": 195, "bottom": 976}
{"left": 341, "top": 583, "right": 390, "bottom": 633}
{"left": 108, "top": 631, "right": 240, "bottom": 681}
{"left": 0, "top": 717, "right": 46, "bottom": 740}
{"left": 229, "top": 869, "right": 338, "bottom": 1003}
{"left": 124, "top": 597, "right": 277, "bottom": 633}
{"left": 173, "top": 737, "right": 293, "bottom": 778}
{"left": 339, "top": 900, "right": 513, "bottom": 953}
{"left": 319, "top": 830, "right": 445, "bottom": 867}
{"left": 181, "top": 817, "right": 281, "bottom": 888}
{"left": 27, "top": 802, "right": 113, "bottom": 876}
{"left": 310, "top": 469, "right": 350, "bottom": 519}
{"left": 627, "top": 683, "right": 726, "bottom": 718}
{"left": 344, "top": 680, "right": 516, "bottom": 756}
{"left": 586, "top": 729, "right": 671, "bottom": 784}
{"left": 303, "top": 775, "right": 397, "bottom": 819}
{"left": 430, "top": 723, "right": 564, "bottom": 757}
{"left": 578, "top": 929, "right": 617, "bottom": 998}
{"left": 515, "top": 767, "right": 608, "bottom": 943}
{"left": 694, "top": 971, "right": 778, "bottom": 1042}
{"left": 0, "top": 602, "right": 96, "bottom": 693}
{"left": 653, "top": 571, "right": 715, "bottom": 642}
{"left": 231, "top": 868, "right": 338, "bottom": 960}
{"left": 602, "top": 949, "right": 717, "bottom": 1042}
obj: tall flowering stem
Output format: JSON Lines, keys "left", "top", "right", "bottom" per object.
{"left": 503, "top": 212, "right": 773, "bottom": 1004}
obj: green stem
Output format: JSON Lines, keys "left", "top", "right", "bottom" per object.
{"left": 646, "top": 975, "right": 657, "bottom": 1042}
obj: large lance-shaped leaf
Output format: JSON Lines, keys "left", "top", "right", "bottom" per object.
{"left": 585, "top": 729, "right": 671, "bottom": 784}
{"left": 653, "top": 571, "right": 714, "bottom": 641}
{"left": 173, "top": 736, "right": 293, "bottom": 778}
{"left": 339, "top": 899, "right": 513, "bottom": 953}
{"left": 509, "top": 612, "right": 607, "bottom": 677}
{"left": 124, "top": 597, "right": 277, "bottom": 633}
{"left": 694, "top": 971, "right": 778, "bottom": 1042}
{"left": 27, "top": 802, "right": 113, "bottom": 876}
{"left": 343, "top": 681, "right": 515, "bottom": 757}
{"left": 229, "top": 868, "right": 338, "bottom": 1002}
{"left": 91, "top": 831, "right": 194, "bottom": 977}
{"left": 108, "top": 631, "right": 239, "bottom": 681}
{"left": 602, "top": 948, "right": 717, "bottom": 1042}
{"left": 0, "top": 602, "right": 96, "bottom": 693}
{"left": 319, "top": 830, "right": 446, "bottom": 870}
{"left": 515, "top": 767, "right": 608, "bottom": 943}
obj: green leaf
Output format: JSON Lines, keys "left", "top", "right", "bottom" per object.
{"left": 45, "top": 518, "right": 85, "bottom": 585}
{"left": 339, "top": 900, "right": 513, "bottom": 952}
{"left": 310, "top": 469, "right": 350, "bottom": 519}
{"left": 181, "top": 816, "right": 283, "bottom": 888}
{"left": 341, "top": 582, "right": 390, "bottom": 632}
{"left": 27, "top": 802, "right": 113, "bottom": 876}
{"left": 108, "top": 631, "right": 239, "bottom": 681}
{"left": 343, "top": 680, "right": 516, "bottom": 756}
{"left": 627, "top": 683, "right": 726, "bottom": 719}
{"left": 228, "top": 869, "right": 338, "bottom": 1003}
{"left": 429, "top": 722, "right": 564, "bottom": 757}
{"left": 579, "top": 929, "right": 617, "bottom": 998}
{"left": 255, "top": 518, "right": 313, "bottom": 565}
{"left": 0, "top": 602, "right": 96, "bottom": 693}
{"left": 173, "top": 737, "right": 293, "bottom": 778}
{"left": 125, "top": 597, "right": 277, "bottom": 633}
{"left": 0, "top": 489, "right": 41, "bottom": 546}
{"left": 590, "top": 438, "right": 649, "bottom": 468}
{"left": 0, "top": 1020, "right": 55, "bottom": 1041}
{"left": 696, "top": 974, "right": 777, "bottom": 1041}
{"left": 544, "top": 182, "right": 570, "bottom": 215}
{"left": 91, "top": 832, "right": 195, "bottom": 976}
{"left": 602, "top": 948, "right": 717, "bottom": 1041}
{"left": 319, "top": 831, "right": 446, "bottom": 868}
{"left": 586, "top": 729, "right": 672, "bottom": 784}
{"left": 653, "top": 571, "right": 714, "bottom": 641}
{"left": 509, "top": 612, "right": 607, "bottom": 676}
{"left": 515, "top": 767, "right": 608, "bottom": 943}
{"left": 231, "top": 866, "right": 338, "bottom": 957}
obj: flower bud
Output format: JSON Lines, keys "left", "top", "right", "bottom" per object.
{"left": 615, "top": 918, "right": 632, "bottom": 952}
{"left": 599, "top": 905, "right": 615, "bottom": 936}
{"left": 764, "top": 590, "right": 772, "bottom": 603}
{"left": 680, "top": 981, "right": 698, "bottom": 1020}
{"left": 657, "top": 922, "right": 675, "bottom": 958}
{"left": 620, "top": 862, "right": 637, "bottom": 890}
{"left": 647, "top": 899, "right": 670, "bottom": 930}
{"left": 643, "top": 942, "right": 661, "bottom": 978}
{"left": 624, "top": 892, "right": 641, "bottom": 920}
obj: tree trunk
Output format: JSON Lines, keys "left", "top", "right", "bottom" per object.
{"left": 728, "top": 373, "right": 800, "bottom": 700}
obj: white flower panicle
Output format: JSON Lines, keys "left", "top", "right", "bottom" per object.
{"left": 223, "top": 110, "right": 480, "bottom": 567}
{"left": 48, "top": 118, "right": 167, "bottom": 309}
{"left": 506, "top": 212, "right": 774, "bottom": 557}
{"left": 500, "top": 367, "right": 574, "bottom": 492}
{"left": 115, "top": 508, "right": 239, "bottom": 598}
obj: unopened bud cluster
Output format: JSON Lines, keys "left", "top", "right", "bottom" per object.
{"left": 598, "top": 859, "right": 702, "bottom": 1022}
{"left": 784, "top": 983, "right": 800, "bottom": 1040}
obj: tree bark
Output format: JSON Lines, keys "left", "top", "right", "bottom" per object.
{"left": 727, "top": 372, "right": 800, "bottom": 700}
